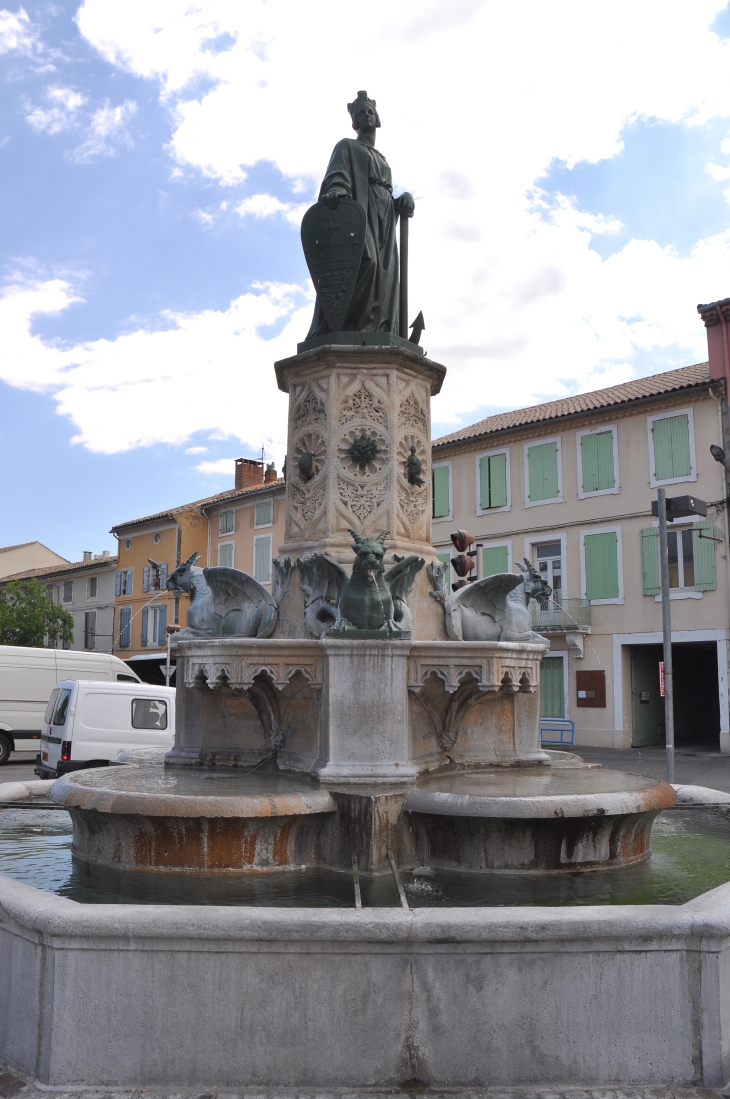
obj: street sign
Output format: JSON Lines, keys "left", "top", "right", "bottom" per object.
{"left": 659, "top": 661, "right": 665, "bottom": 698}
{"left": 651, "top": 495, "right": 707, "bottom": 520}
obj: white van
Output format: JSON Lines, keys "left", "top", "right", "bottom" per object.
{"left": 36, "top": 680, "right": 175, "bottom": 779}
{"left": 0, "top": 645, "right": 140, "bottom": 764}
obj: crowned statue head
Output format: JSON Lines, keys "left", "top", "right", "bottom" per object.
{"left": 347, "top": 90, "right": 381, "bottom": 131}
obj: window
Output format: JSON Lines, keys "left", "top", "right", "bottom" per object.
{"left": 525, "top": 438, "right": 561, "bottom": 505}
{"left": 125, "top": 539, "right": 131, "bottom": 551}
{"left": 540, "top": 656, "right": 566, "bottom": 719}
{"left": 141, "top": 605, "right": 166, "bottom": 648}
{"left": 62, "top": 580, "right": 73, "bottom": 603}
{"left": 143, "top": 562, "right": 167, "bottom": 592}
{"left": 131, "top": 698, "right": 168, "bottom": 730}
{"left": 52, "top": 689, "right": 72, "bottom": 727}
{"left": 581, "top": 528, "right": 622, "bottom": 604}
{"left": 534, "top": 541, "right": 563, "bottom": 599}
{"left": 254, "top": 500, "right": 273, "bottom": 528}
{"left": 218, "top": 542, "right": 234, "bottom": 568}
{"left": 482, "top": 543, "right": 510, "bottom": 577}
{"left": 647, "top": 408, "right": 696, "bottom": 486}
{"left": 219, "top": 510, "right": 235, "bottom": 535}
{"left": 44, "top": 688, "right": 60, "bottom": 724}
{"left": 640, "top": 521, "right": 716, "bottom": 595}
{"left": 87, "top": 576, "right": 98, "bottom": 599}
{"left": 84, "top": 610, "right": 96, "bottom": 650}
{"left": 577, "top": 426, "right": 618, "bottom": 497}
{"left": 253, "top": 534, "right": 272, "bottom": 583}
{"left": 118, "top": 606, "right": 132, "bottom": 648}
{"left": 432, "top": 462, "right": 451, "bottom": 520}
{"left": 115, "top": 569, "right": 133, "bottom": 596}
{"left": 153, "top": 532, "right": 161, "bottom": 545}
{"left": 45, "top": 584, "right": 54, "bottom": 601}
{"left": 477, "top": 450, "right": 509, "bottom": 513}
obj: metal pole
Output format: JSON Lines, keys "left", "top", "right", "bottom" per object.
{"left": 164, "top": 629, "right": 172, "bottom": 688}
{"left": 657, "top": 488, "right": 675, "bottom": 783}
{"left": 399, "top": 213, "right": 408, "bottom": 339}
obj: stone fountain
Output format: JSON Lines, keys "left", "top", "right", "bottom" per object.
{"left": 13, "top": 92, "right": 724, "bottom": 1095}
{"left": 49, "top": 90, "right": 674, "bottom": 881}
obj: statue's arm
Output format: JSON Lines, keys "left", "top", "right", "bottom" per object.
{"left": 319, "top": 140, "right": 354, "bottom": 209}
{"left": 394, "top": 191, "right": 415, "bottom": 217}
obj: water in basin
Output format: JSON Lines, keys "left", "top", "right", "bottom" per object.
{"left": 3, "top": 806, "right": 730, "bottom": 907}
{"left": 416, "top": 766, "right": 660, "bottom": 798}
{"left": 64, "top": 766, "right": 322, "bottom": 798}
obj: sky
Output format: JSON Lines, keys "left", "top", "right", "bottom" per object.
{"left": 3, "top": 1, "right": 730, "bottom": 561}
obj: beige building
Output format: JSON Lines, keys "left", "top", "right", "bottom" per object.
{"left": 1, "top": 552, "right": 118, "bottom": 653}
{"left": 431, "top": 361, "right": 730, "bottom": 752}
{"left": 0, "top": 542, "right": 67, "bottom": 578}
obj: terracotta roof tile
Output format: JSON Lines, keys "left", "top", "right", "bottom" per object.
{"left": 433, "top": 362, "right": 712, "bottom": 449}
{"left": 1, "top": 556, "right": 118, "bottom": 583}
{"left": 110, "top": 479, "right": 286, "bottom": 533}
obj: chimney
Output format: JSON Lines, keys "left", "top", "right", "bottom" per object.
{"left": 102, "top": 549, "right": 110, "bottom": 558}
{"left": 698, "top": 298, "right": 730, "bottom": 384}
{"left": 83, "top": 551, "right": 92, "bottom": 563}
{"left": 264, "top": 462, "right": 278, "bottom": 484}
{"left": 235, "top": 458, "right": 264, "bottom": 490}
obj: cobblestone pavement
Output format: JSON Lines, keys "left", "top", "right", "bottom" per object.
{"left": 1, "top": 1071, "right": 727, "bottom": 1099}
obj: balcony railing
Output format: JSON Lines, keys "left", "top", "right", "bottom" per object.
{"left": 530, "top": 597, "right": 591, "bottom": 632}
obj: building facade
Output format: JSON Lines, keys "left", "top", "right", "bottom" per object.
{"left": 1, "top": 552, "right": 118, "bottom": 653}
{"left": 0, "top": 542, "right": 68, "bottom": 578}
{"left": 110, "top": 459, "right": 283, "bottom": 675}
{"left": 432, "top": 361, "right": 730, "bottom": 752}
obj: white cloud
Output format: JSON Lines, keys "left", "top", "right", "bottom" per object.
{"left": 0, "top": 0, "right": 718, "bottom": 448}
{"left": 0, "top": 275, "right": 310, "bottom": 461}
{"left": 0, "top": 7, "right": 37, "bottom": 56}
{"left": 185, "top": 445, "right": 208, "bottom": 454}
{"left": 71, "top": 99, "right": 137, "bottom": 162}
{"left": 26, "top": 87, "right": 86, "bottom": 135}
{"left": 195, "top": 458, "right": 236, "bottom": 475}
{"left": 235, "top": 193, "right": 308, "bottom": 225}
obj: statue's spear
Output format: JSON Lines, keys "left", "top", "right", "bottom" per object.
{"left": 399, "top": 207, "right": 413, "bottom": 340}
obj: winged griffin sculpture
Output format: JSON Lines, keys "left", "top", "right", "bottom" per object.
{"left": 166, "top": 552, "right": 278, "bottom": 639}
{"left": 430, "top": 558, "right": 550, "bottom": 643}
{"left": 298, "top": 530, "right": 424, "bottom": 638}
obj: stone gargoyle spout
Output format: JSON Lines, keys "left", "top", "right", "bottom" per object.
{"left": 166, "top": 552, "right": 277, "bottom": 639}
{"left": 439, "top": 558, "right": 550, "bottom": 644}
{"left": 298, "top": 531, "right": 424, "bottom": 639}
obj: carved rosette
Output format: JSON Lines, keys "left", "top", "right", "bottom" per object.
{"left": 336, "top": 425, "right": 390, "bottom": 480}
{"left": 292, "top": 430, "right": 327, "bottom": 483}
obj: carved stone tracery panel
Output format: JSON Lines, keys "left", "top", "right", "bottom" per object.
{"left": 336, "top": 474, "right": 388, "bottom": 525}
{"left": 339, "top": 382, "right": 386, "bottom": 427}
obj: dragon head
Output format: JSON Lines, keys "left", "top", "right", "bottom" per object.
{"left": 348, "top": 529, "right": 389, "bottom": 582}
{"left": 166, "top": 551, "right": 202, "bottom": 595}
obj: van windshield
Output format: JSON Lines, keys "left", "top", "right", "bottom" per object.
{"left": 44, "top": 689, "right": 60, "bottom": 724}
{"left": 52, "top": 689, "right": 72, "bottom": 727}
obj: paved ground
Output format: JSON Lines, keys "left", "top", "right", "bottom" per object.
{"left": 572, "top": 743, "right": 730, "bottom": 792}
{"left": 0, "top": 1072, "right": 727, "bottom": 1099}
{"left": 0, "top": 755, "right": 39, "bottom": 783}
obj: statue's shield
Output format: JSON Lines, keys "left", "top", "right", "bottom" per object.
{"left": 301, "top": 199, "right": 366, "bottom": 331}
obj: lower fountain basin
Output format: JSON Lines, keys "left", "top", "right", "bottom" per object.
{"left": 406, "top": 766, "right": 677, "bottom": 872}
{"left": 50, "top": 766, "right": 336, "bottom": 873}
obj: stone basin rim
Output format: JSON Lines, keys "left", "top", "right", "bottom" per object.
{"left": 404, "top": 779, "right": 677, "bottom": 819}
{"left": 49, "top": 769, "right": 337, "bottom": 819}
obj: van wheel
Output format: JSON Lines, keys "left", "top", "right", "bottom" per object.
{"left": 0, "top": 735, "right": 12, "bottom": 765}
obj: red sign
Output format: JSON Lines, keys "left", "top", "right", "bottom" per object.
{"left": 659, "top": 661, "right": 665, "bottom": 697}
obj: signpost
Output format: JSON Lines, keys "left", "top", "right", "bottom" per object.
{"left": 653, "top": 490, "right": 707, "bottom": 782}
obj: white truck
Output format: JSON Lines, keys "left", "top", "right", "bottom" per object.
{"left": 37, "top": 680, "right": 175, "bottom": 778}
{"left": 0, "top": 645, "right": 140, "bottom": 764}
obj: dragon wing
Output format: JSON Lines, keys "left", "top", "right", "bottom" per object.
{"left": 203, "top": 567, "right": 276, "bottom": 617}
{"left": 453, "top": 573, "right": 523, "bottom": 623}
{"left": 384, "top": 555, "right": 425, "bottom": 603}
{"left": 297, "top": 554, "right": 348, "bottom": 605}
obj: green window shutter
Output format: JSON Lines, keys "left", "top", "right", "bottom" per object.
{"left": 479, "top": 454, "right": 508, "bottom": 509}
{"left": 581, "top": 431, "right": 615, "bottom": 493}
{"left": 432, "top": 466, "right": 450, "bottom": 518}
{"left": 540, "top": 657, "right": 565, "bottom": 719}
{"left": 652, "top": 414, "right": 691, "bottom": 481}
{"left": 527, "top": 441, "right": 559, "bottom": 502}
{"left": 640, "top": 527, "right": 660, "bottom": 596}
{"left": 584, "top": 531, "right": 619, "bottom": 601}
{"left": 482, "top": 545, "right": 509, "bottom": 577}
{"left": 693, "top": 520, "right": 717, "bottom": 591}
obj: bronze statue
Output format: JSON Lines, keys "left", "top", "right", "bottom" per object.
{"left": 304, "top": 91, "right": 414, "bottom": 339}
{"left": 406, "top": 444, "right": 425, "bottom": 486}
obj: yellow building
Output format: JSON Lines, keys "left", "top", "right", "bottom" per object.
{"left": 110, "top": 459, "right": 284, "bottom": 679}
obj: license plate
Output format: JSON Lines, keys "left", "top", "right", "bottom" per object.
{"left": 41, "top": 752, "right": 48, "bottom": 762}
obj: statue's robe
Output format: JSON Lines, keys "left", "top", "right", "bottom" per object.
{"left": 306, "top": 137, "right": 400, "bottom": 338}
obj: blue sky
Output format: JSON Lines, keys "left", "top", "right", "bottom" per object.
{"left": 2, "top": 0, "right": 730, "bottom": 561}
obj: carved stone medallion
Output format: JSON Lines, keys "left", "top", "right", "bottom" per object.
{"left": 292, "top": 431, "right": 327, "bottom": 484}
{"left": 337, "top": 425, "right": 390, "bottom": 480}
